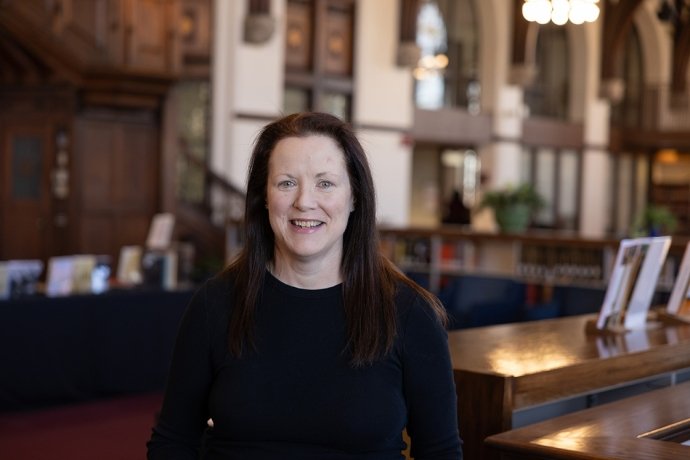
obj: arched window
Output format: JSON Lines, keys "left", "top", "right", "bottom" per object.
{"left": 414, "top": 0, "right": 479, "bottom": 111}
{"left": 611, "top": 26, "right": 643, "bottom": 128}
{"left": 524, "top": 25, "right": 570, "bottom": 119}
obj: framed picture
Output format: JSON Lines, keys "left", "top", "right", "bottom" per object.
{"left": 666, "top": 241, "right": 690, "bottom": 316}
{"left": 0, "top": 260, "right": 44, "bottom": 299}
{"left": 595, "top": 236, "right": 671, "bottom": 331}
{"left": 46, "top": 255, "right": 97, "bottom": 297}
{"left": 116, "top": 245, "right": 143, "bottom": 285}
{"left": 146, "top": 213, "right": 175, "bottom": 251}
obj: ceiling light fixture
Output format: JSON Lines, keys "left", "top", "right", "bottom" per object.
{"left": 522, "top": 0, "right": 600, "bottom": 26}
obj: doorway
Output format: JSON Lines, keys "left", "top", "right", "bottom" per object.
{"left": 0, "top": 123, "right": 54, "bottom": 261}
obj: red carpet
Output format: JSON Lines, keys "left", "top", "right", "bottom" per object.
{"left": 0, "top": 393, "right": 163, "bottom": 460}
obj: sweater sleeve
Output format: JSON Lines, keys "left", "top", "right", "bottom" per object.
{"left": 147, "top": 281, "right": 215, "bottom": 460}
{"left": 402, "top": 297, "right": 463, "bottom": 460}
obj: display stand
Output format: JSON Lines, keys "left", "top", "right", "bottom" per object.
{"left": 585, "top": 236, "right": 671, "bottom": 335}
{"left": 658, "top": 241, "right": 690, "bottom": 325}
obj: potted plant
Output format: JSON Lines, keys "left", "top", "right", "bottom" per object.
{"left": 631, "top": 204, "right": 678, "bottom": 236}
{"left": 479, "top": 183, "right": 546, "bottom": 232}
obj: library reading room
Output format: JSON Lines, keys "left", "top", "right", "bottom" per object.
{"left": 3, "top": 1, "right": 690, "bottom": 459}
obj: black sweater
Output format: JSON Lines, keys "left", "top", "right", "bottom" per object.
{"left": 147, "top": 270, "right": 462, "bottom": 459}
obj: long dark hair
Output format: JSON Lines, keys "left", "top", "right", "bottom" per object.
{"left": 227, "top": 112, "right": 446, "bottom": 366}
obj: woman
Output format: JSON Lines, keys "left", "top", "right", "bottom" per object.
{"left": 147, "top": 112, "right": 462, "bottom": 459}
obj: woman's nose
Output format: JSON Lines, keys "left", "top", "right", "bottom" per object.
{"left": 293, "top": 186, "right": 316, "bottom": 210}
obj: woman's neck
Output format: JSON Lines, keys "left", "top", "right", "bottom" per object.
{"left": 269, "top": 255, "right": 343, "bottom": 290}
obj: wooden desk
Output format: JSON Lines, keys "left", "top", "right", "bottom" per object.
{"left": 448, "top": 314, "right": 690, "bottom": 460}
{"left": 485, "top": 380, "right": 690, "bottom": 459}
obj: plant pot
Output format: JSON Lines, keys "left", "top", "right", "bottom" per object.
{"left": 494, "top": 204, "right": 531, "bottom": 233}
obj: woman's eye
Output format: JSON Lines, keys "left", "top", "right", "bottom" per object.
{"left": 318, "top": 180, "right": 334, "bottom": 189}
{"left": 278, "top": 180, "right": 296, "bottom": 189}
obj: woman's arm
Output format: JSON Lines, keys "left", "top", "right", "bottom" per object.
{"left": 147, "top": 282, "right": 216, "bottom": 460}
{"left": 402, "top": 297, "right": 463, "bottom": 460}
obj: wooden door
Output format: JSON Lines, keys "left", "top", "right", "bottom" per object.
{"left": 0, "top": 124, "right": 53, "bottom": 261}
{"left": 74, "top": 115, "right": 160, "bottom": 264}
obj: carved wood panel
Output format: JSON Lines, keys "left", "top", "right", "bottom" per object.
{"left": 124, "top": 0, "right": 176, "bottom": 72}
{"left": 285, "top": 0, "right": 314, "bottom": 72}
{"left": 284, "top": 0, "right": 354, "bottom": 118}
{"left": 322, "top": 1, "right": 353, "bottom": 76}
{"left": 178, "top": 0, "right": 212, "bottom": 77}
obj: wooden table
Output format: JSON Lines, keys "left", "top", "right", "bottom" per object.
{"left": 484, "top": 379, "right": 690, "bottom": 459}
{"left": 448, "top": 313, "right": 690, "bottom": 460}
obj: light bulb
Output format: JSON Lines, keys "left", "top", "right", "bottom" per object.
{"left": 552, "top": 9, "right": 569, "bottom": 25}
{"left": 522, "top": 0, "right": 599, "bottom": 25}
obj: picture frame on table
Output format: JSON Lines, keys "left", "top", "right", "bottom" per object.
{"left": 659, "top": 241, "right": 690, "bottom": 325}
{"left": 589, "top": 236, "right": 671, "bottom": 333}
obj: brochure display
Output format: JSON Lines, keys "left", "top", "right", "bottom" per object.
{"left": 146, "top": 212, "right": 175, "bottom": 250}
{"left": 659, "top": 241, "right": 690, "bottom": 324}
{"left": 141, "top": 212, "right": 179, "bottom": 289}
{"left": 0, "top": 260, "right": 44, "bottom": 299}
{"left": 587, "top": 236, "right": 671, "bottom": 334}
{"left": 116, "top": 245, "right": 143, "bottom": 286}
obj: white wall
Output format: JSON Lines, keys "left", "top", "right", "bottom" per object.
{"left": 353, "top": 0, "right": 414, "bottom": 128}
{"left": 353, "top": 0, "right": 415, "bottom": 225}
{"left": 212, "top": 0, "right": 284, "bottom": 190}
{"left": 580, "top": 101, "right": 611, "bottom": 237}
{"left": 358, "top": 129, "right": 413, "bottom": 227}
{"left": 210, "top": 0, "right": 235, "bottom": 176}
{"left": 232, "top": 0, "right": 285, "bottom": 116}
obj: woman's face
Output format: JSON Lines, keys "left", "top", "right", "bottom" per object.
{"left": 266, "top": 135, "right": 353, "bottom": 268}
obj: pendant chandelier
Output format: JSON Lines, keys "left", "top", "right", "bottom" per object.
{"left": 522, "top": 0, "right": 600, "bottom": 25}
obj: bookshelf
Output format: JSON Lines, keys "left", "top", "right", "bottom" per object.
{"left": 650, "top": 183, "right": 690, "bottom": 234}
{"left": 379, "top": 227, "right": 681, "bottom": 294}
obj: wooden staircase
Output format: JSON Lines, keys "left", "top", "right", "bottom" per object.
{"left": 175, "top": 146, "right": 246, "bottom": 274}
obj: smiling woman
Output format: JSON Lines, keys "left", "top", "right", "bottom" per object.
{"left": 147, "top": 112, "right": 463, "bottom": 460}
{"left": 266, "top": 135, "right": 354, "bottom": 287}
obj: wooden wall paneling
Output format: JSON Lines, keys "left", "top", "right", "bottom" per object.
{"left": 285, "top": 0, "right": 314, "bottom": 72}
{"left": 0, "top": 87, "right": 74, "bottom": 259}
{"left": 78, "top": 120, "right": 116, "bottom": 213}
{"left": 53, "top": 0, "right": 114, "bottom": 67}
{"left": 79, "top": 215, "right": 116, "bottom": 256}
{"left": 522, "top": 117, "right": 584, "bottom": 150}
{"left": 124, "top": 0, "right": 176, "bottom": 73}
{"left": 412, "top": 107, "right": 492, "bottom": 145}
{"left": 0, "top": 123, "right": 54, "bottom": 260}
{"left": 74, "top": 115, "right": 160, "bottom": 263}
{"left": 115, "top": 122, "right": 159, "bottom": 214}
{"left": 322, "top": 1, "right": 353, "bottom": 76}
{"left": 178, "top": 0, "right": 212, "bottom": 77}
{"left": 0, "top": 0, "right": 83, "bottom": 83}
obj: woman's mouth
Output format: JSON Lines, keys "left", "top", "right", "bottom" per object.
{"left": 291, "top": 220, "right": 324, "bottom": 228}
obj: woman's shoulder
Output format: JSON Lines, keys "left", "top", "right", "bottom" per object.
{"left": 393, "top": 278, "right": 445, "bottom": 328}
{"left": 188, "top": 267, "right": 238, "bottom": 316}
